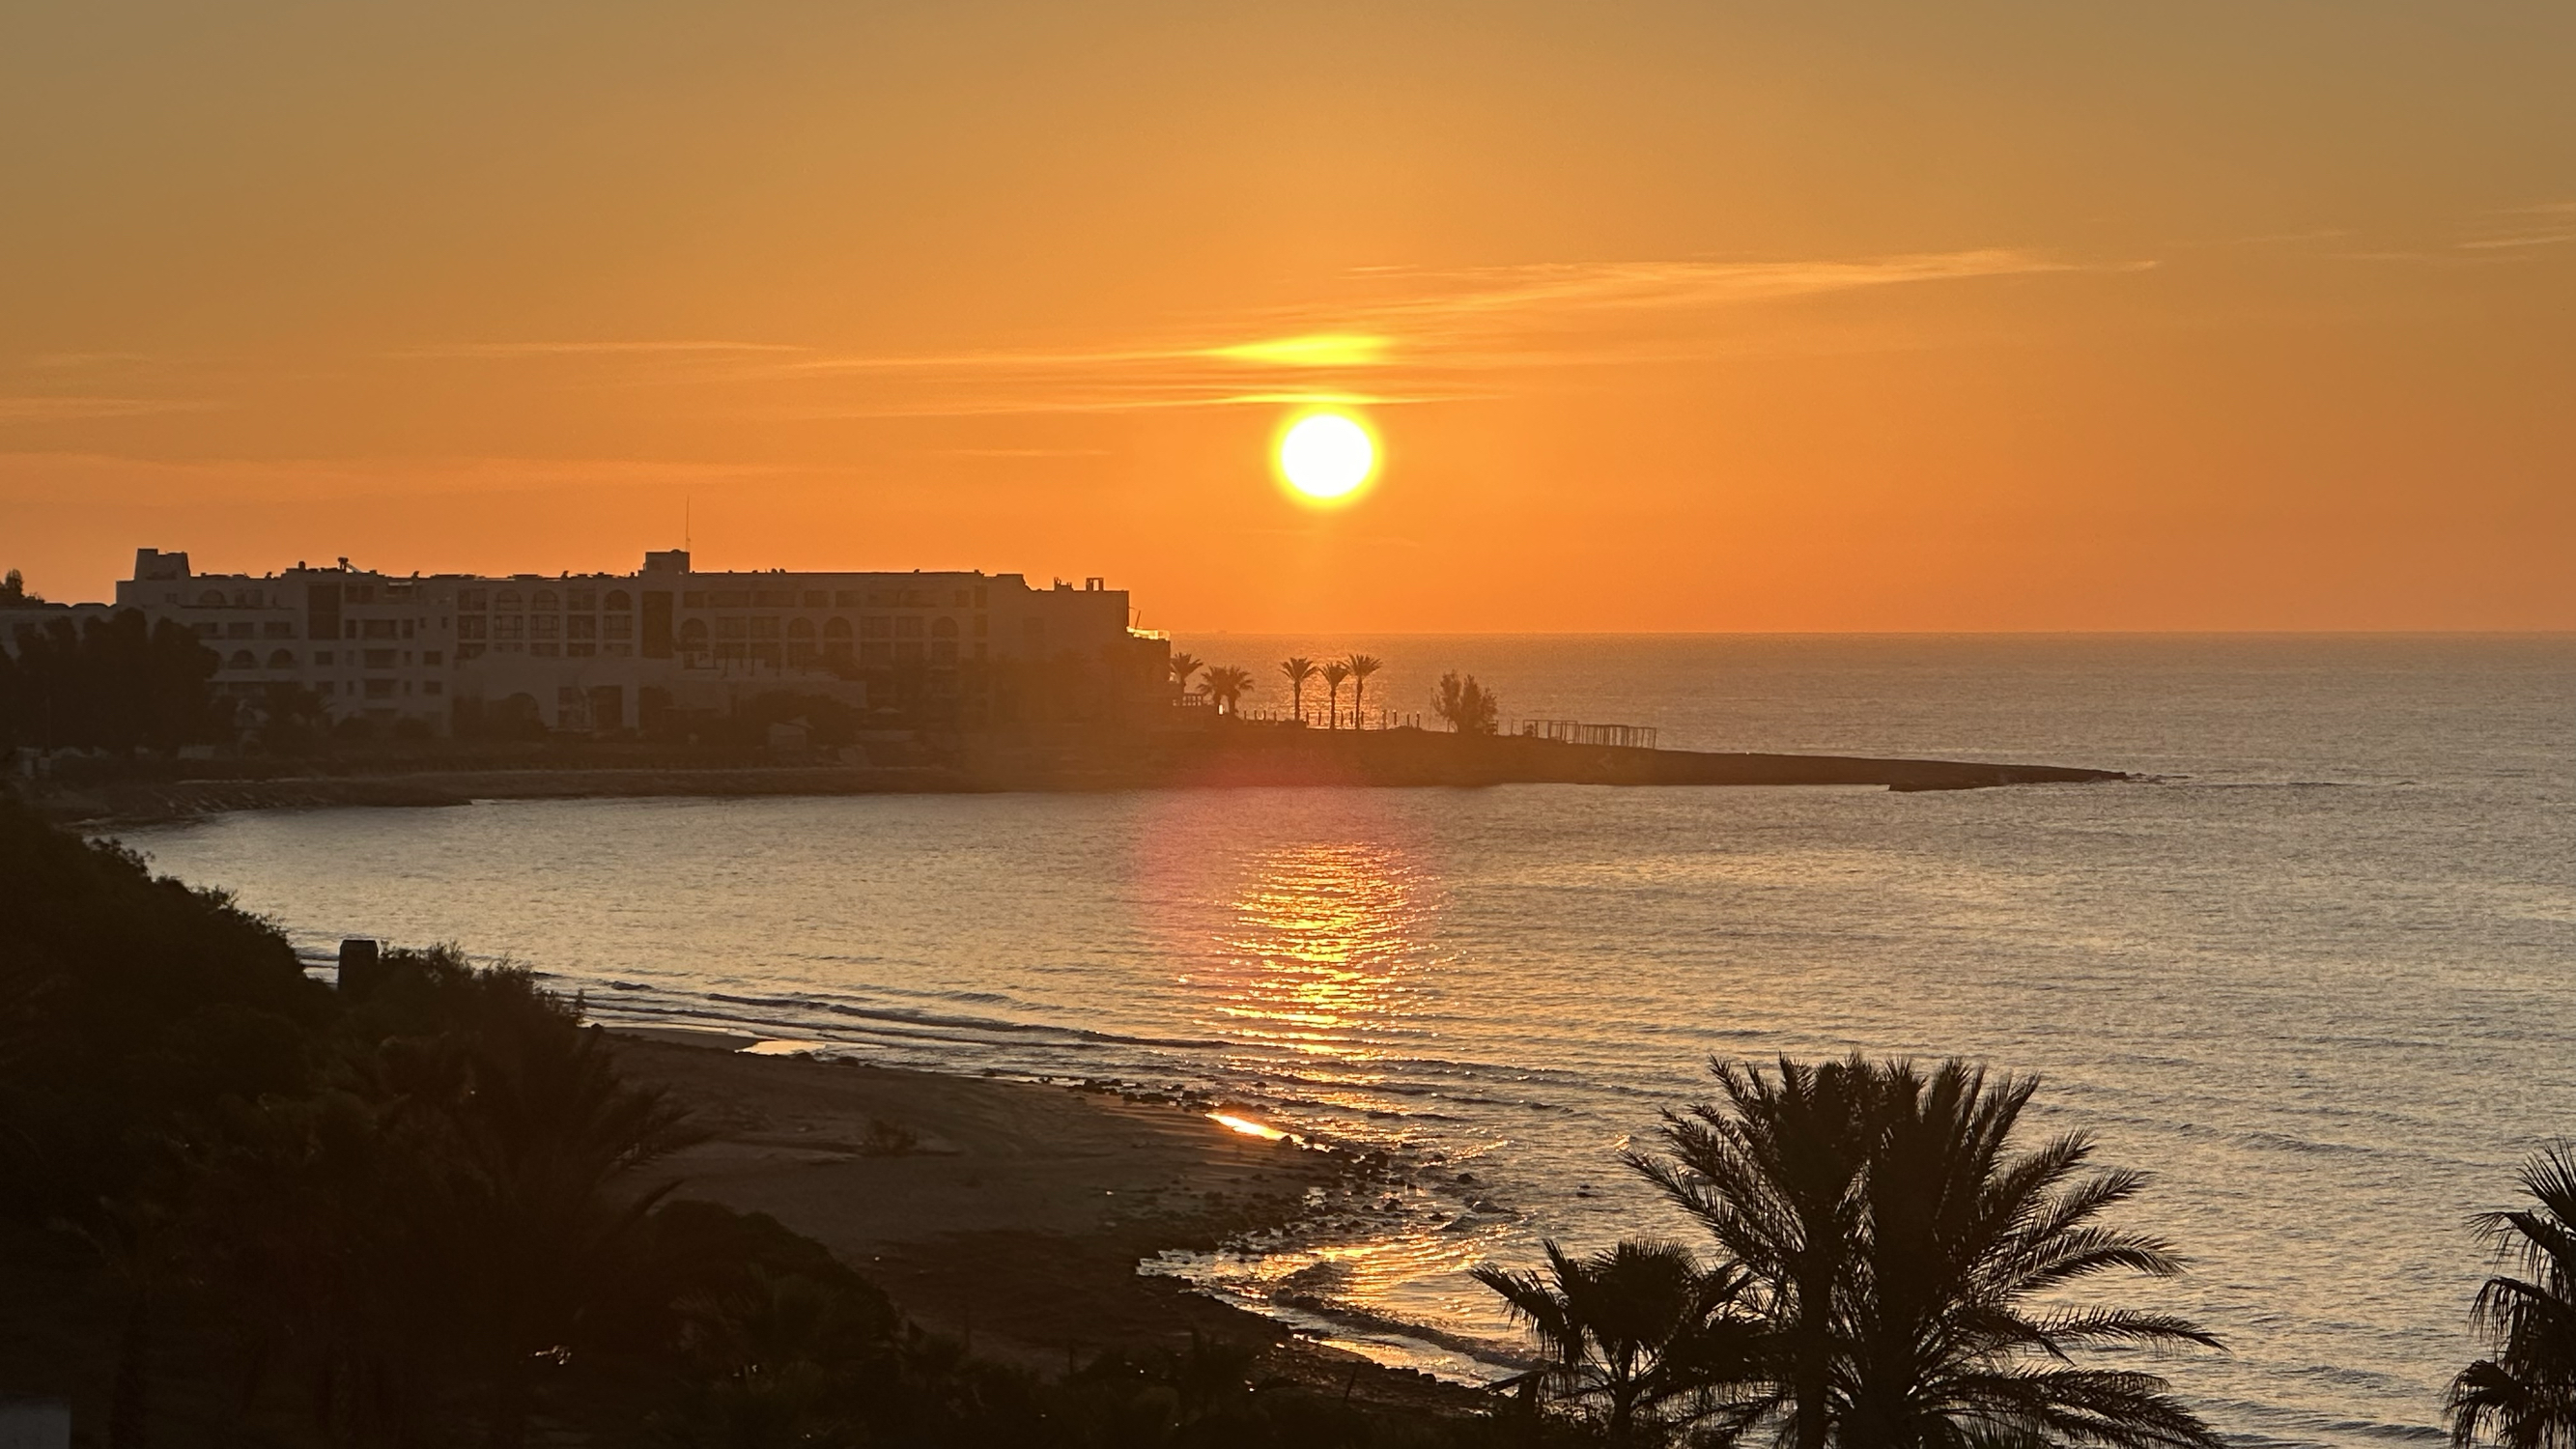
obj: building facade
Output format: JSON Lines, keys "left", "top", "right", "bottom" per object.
{"left": 109, "top": 548, "right": 1165, "bottom": 735}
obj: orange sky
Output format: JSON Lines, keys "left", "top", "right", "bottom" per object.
{"left": 4, "top": 2, "right": 2570, "bottom": 630}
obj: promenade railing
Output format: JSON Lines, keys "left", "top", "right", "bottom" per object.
{"left": 1517, "top": 719, "right": 1659, "bottom": 751}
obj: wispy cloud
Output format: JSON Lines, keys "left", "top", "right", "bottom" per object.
{"left": 399, "top": 248, "right": 2109, "bottom": 420}
{"left": 2338, "top": 203, "right": 2576, "bottom": 263}
{"left": 390, "top": 340, "right": 812, "bottom": 359}
{"left": 2458, "top": 201, "right": 2576, "bottom": 251}
{"left": 2456, "top": 234, "right": 2576, "bottom": 252}
{"left": 0, "top": 395, "right": 214, "bottom": 423}
{"left": 752, "top": 388, "right": 1449, "bottom": 422}
{"left": 21, "top": 352, "right": 160, "bottom": 371}
{"left": 1203, "top": 333, "right": 1392, "bottom": 367}
{"left": 0, "top": 451, "right": 807, "bottom": 505}
{"left": 1313, "top": 249, "right": 2079, "bottom": 329}
{"left": 2191, "top": 228, "right": 2356, "bottom": 250}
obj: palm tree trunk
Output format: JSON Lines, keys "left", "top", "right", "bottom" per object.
{"left": 1797, "top": 1373, "right": 1828, "bottom": 1449}
{"left": 1795, "top": 1304, "right": 1830, "bottom": 1449}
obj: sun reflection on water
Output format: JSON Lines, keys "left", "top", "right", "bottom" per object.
{"left": 1186, "top": 841, "right": 1439, "bottom": 1100}
{"left": 1140, "top": 819, "right": 1518, "bottom": 1373}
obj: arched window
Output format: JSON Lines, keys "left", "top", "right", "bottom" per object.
{"left": 531, "top": 589, "right": 559, "bottom": 611}
{"left": 931, "top": 616, "right": 959, "bottom": 638}
{"left": 199, "top": 589, "right": 226, "bottom": 607}
{"left": 787, "top": 617, "right": 815, "bottom": 639}
{"left": 267, "top": 649, "right": 295, "bottom": 669}
{"left": 227, "top": 650, "right": 256, "bottom": 669}
{"left": 495, "top": 588, "right": 523, "bottom": 610}
{"left": 605, "top": 590, "right": 631, "bottom": 611}
{"left": 679, "top": 618, "right": 710, "bottom": 647}
{"left": 823, "top": 617, "right": 852, "bottom": 639}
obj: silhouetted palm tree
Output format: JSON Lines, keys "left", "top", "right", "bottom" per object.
{"left": 436, "top": 1020, "right": 700, "bottom": 1447}
{"left": 1627, "top": 1056, "right": 1876, "bottom": 1449}
{"left": 185, "top": 958, "right": 703, "bottom": 1449}
{"left": 1345, "top": 655, "right": 1382, "bottom": 729}
{"left": 1279, "top": 657, "right": 1317, "bottom": 724}
{"left": 1474, "top": 1238, "right": 1761, "bottom": 1445}
{"left": 1198, "top": 666, "right": 1253, "bottom": 716}
{"left": 1320, "top": 661, "right": 1350, "bottom": 729}
{"left": 1169, "top": 652, "right": 1203, "bottom": 695}
{"left": 1629, "top": 1056, "right": 2223, "bottom": 1449}
{"left": 1840, "top": 1059, "right": 2223, "bottom": 1449}
{"left": 2449, "top": 1144, "right": 2576, "bottom": 1449}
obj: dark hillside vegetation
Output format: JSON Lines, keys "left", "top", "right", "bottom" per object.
{"left": 0, "top": 610, "right": 226, "bottom": 753}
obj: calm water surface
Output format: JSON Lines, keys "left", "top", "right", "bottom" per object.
{"left": 123, "top": 636, "right": 2576, "bottom": 1447}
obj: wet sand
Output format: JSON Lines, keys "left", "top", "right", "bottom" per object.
{"left": 608, "top": 1031, "right": 1469, "bottom": 1406}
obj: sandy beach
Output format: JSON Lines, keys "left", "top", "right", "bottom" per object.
{"left": 607, "top": 1031, "right": 1474, "bottom": 1407}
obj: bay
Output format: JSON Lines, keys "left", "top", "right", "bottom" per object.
{"left": 119, "top": 635, "right": 2576, "bottom": 1445}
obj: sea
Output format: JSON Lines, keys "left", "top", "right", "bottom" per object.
{"left": 117, "top": 635, "right": 2576, "bottom": 1447}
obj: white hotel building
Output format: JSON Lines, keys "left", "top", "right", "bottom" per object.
{"left": 112, "top": 548, "right": 1162, "bottom": 735}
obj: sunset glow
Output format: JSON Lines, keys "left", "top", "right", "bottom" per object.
{"left": 0, "top": 4, "right": 2568, "bottom": 629}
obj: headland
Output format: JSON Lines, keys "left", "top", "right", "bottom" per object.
{"left": 21, "top": 724, "right": 2127, "bottom": 825}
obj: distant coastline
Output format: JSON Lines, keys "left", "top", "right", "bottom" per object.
{"left": 22, "top": 725, "right": 2129, "bottom": 826}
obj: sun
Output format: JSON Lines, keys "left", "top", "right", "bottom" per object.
{"left": 1276, "top": 411, "right": 1377, "bottom": 504}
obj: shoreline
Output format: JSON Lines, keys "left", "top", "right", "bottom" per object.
{"left": 606, "top": 1029, "right": 1484, "bottom": 1409}
{"left": 23, "top": 729, "right": 2132, "bottom": 827}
